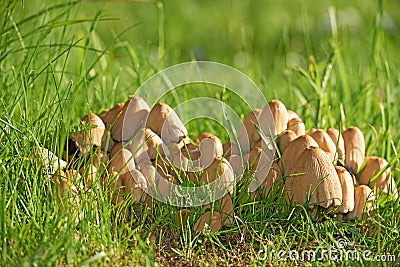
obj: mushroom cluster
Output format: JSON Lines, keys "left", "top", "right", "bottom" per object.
{"left": 34, "top": 97, "right": 398, "bottom": 231}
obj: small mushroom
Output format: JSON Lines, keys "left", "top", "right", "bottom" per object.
{"left": 285, "top": 147, "right": 342, "bottom": 209}
{"left": 359, "top": 156, "right": 394, "bottom": 195}
{"left": 308, "top": 129, "right": 337, "bottom": 162}
{"left": 251, "top": 161, "right": 281, "bottom": 199}
{"left": 287, "top": 110, "right": 301, "bottom": 121}
{"left": 120, "top": 169, "right": 147, "bottom": 203}
{"left": 33, "top": 146, "right": 67, "bottom": 172}
{"left": 237, "top": 109, "right": 262, "bottom": 153}
{"left": 70, "top": 113, "right": 106, "bottom": 154}
{"left": 199, "top": 158, "right": 234, "bottom": 195}
{"left": 52, "top": 170, "right": 80, "bottom": 203}
{"left": 194, "top": 211, "right": 223, "bottom": 232}
{"left": 347, "top": 185, "right": 375, "bottom": 220}
{"left": 287, "top": 117, "right": 306, "bottom": 137}
{"left": 99, "top": 102, "right": 124, "bottom": 129}
{"left": 111, "top": 96, "right": 150, "bottom": 142}
{"left": 326, "top": 128, "right": 345, "bottom": 161}
{"left": 335, "top": 166, "right": 355, "bottom": 213}
{"left": 259, "top": 99, "right": 288, "bottom": 136}
{"left": 281, "top": 135, "right": 319, "bottom": 174}
{"left": 194, "top": 132, "right": 223, "bottom": 168}
{"left": 146, "top": 102, "right": 188, "bottom": 145}
{"left": 342, "top": 126, "right": 365, "bottom": 174}
{"left": 278, "top": 130, "right": 297, "bottom": 154}
{"left": 202, "top": 194, "right": 234, "bottom": 226}
{"left": 107, "top": 143, "right": 136, "bottom": 175}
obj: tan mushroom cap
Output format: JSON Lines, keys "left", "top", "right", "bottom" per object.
{"left": 111, "top": 96, "right": 150, "bottom": 142}
{"left": 285, "top": 147, "right": 342, "bottom": 208}
{"left": 347, "top": 185, "right": 375, "bottom": 220}
{"left": 71, "top": 113, "right": 106, "bottom": 154}
{"left": 199, "top": 158, "right": 234, "bottom": 195}
{"left": 194, "top": 211, "right": 223, "bottom": 232}
{"left": 281, "top": 135, "right": 319, "bottom": 174}
{"left": 194, "top": 132, "right": 224, "bottom": 167}
{"left": 33, "top": 146, "right": 67, "bottom": 172}
{"left": 146, "top": 102, "right": 188, "bottom": 145}
{"left": 326, "top": 128, "right": 345, "bottom": 161}
{"left": 342, "top": 126, "right": 365, "bottom": 174}
{"left": 260, "top": 99, "right": 288, "bottom": 136}
{"left": 99, "top": 102, "right": 124, "bottom": 129}
{"left": 227, "top": 153, "right": 247, "bottom": 176}
{"left": 278, "top": 130, "right": 297, "bottom": 154}
{"left": 251, "top": 161, "right": 281, "bottom": 199}
{"left": 359, "top": 156, "right": 389, "bottom": 185}
{"left": 287, "top": 110, "right": 301, "bottom": 121}
{"left": 52, "top": 170, "right": 80, "bottom": 202}
{"left": 237, "top": 109, "right": 262, "bottom": 153}
{"left": 308, "top": 129, "right": 337, "bottom": 162}
{"left": 108, "top": 143, "right": 136, "bottom": 175}
{"left": 335, "top": 166, "right": 355, "bottom": 213}
{"left": 120, "top": 169, "right": 147, "bottom": 203}
{"left": 287, "top": 117, "right": 306, "bottom": 137}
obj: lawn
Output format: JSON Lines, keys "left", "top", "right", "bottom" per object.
{"left": 1, "top": 0, "right": 400, "bottom": 266}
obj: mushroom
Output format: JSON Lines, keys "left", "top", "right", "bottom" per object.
{"left": 70, "top": 113, "right": 105, "bottom": 154}
{"left": 251, "top": 161, "right": 281, "bottom": 199}
{"left": 359, "top": 156, "right": 394, "bottom": 196}
{"left": 259, "top": 99, "right": 288, "bottom": 136}
{"left": 347, "top": 185, "right": 375, "bottom": 220}
{"left": 285, "top": 147, "right": 342, "bottom": 209}
{"left": 287, "top": 110, "right": 301, "bottom": 121}
{"left": 33, "top": 146, "right": 67, "bottom": 173}
{"left": 202, "top": 194, "right": 234, "bottom": 226}
{"left": 342, "top": 126, "right": 365, "bottom": 174}
{"left": 281, "top": 135, "right": 319, "bottom": 174}
{"left": 171, "top": 142, "right": 201, "bottom": 182}
{"left": 52, "top": 170, "right": 80, "bottom": 203}
{"left": 146, "top": 102, "right": 188, "bottom": 145}
{"left": 99, "top": 102, "right": 124, "bottom": 129}
{"left": 176, "top": 209, "right": 192, "bottom": 227}
{"left": 287, "top": 117, "right": 306, "bottom": 137}
{"left": 308, "top": 129, "right": 337, "bottom": 162}
{"left": 278, "top": 130, "right": 297, "bottom": 154}
{"left": 335, "top": 166, "right": 355, "bottom": 214}
{"left": 194, "top": 132, "right": 224, "bottom": 168}
{"left": 326, "top": 128, "right": 345, "bottom": 161}
{"left": 111, "top": 96, "right": 150, "bottom": 142}
{"left": 199, "top": 158, "right": 235, "bottom": 195}
{"left": 120, "top": 169, "right": 147, "bottom": 203}
{"left": 100, "top": 131, "right": 116, "bottom": 153}
{"left": 237, "top": 109, "right": 262, "bottom": 153}
{"left": 194, "top": 211, "right": 223, "bottom": 232}
{"left": 107, "top": 143, "right": 136, "bottom": 175}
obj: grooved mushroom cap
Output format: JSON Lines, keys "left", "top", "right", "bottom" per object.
{"left": 194, "top": 211, "right": 222, "bottom": 232}
{"left": 308, "top": 129, "right": 337, "bottom": 162}
{"left": 342, "top": 126, "right": 365, "bottom": 174}
{"left": 281, "top": 135, "right": 319, "bottom": 174}
{"left": 71, "top": 113, "right": 106, "bottom": 154}
{"left": 120, "top": 169, "right": 147, "bottom": 203}
{"left": 199, "top": 158, "right": 234, "bottom": 195}
{"left": 335, "top": 166, "right": 355, "bottom": 213}
{"left": 260, "top": 99, "right": 288, "bottom": 136}
{"left": 285, "top": 147, "right": 342, "bottom": 208}
{"left": 287, "top": 117, "right": 306, "bottom": 137}
{"left": 326, "top": 128, "right": 345, "bottom": 161}
{"left": 278, "top": 130, "right": 297, "bottom": 154}
{"left": 146, "top": 102, "right": 188, "bottom": 145}
{"left": 99, "top": 102, "right": 124, "bottom": 129}
{"left": 194, "top": 132, "right": 224, "bottom": 166}
{"left": 359, "top": 156, "right": 393, "bottom": 195}
{"left": 33, "top": 146, "right": 67, "bottom": 172}
{"left": 347, "top": 185, "right": 375, "bottom": 220}
{"left": 237, "top": 109, "right": 262, "bottom": 153}
{"left": 108, "top": 143, "right": 135, "bottom": 175}
{"left": 111, "top": 96, "right": 150, "bottom": 142}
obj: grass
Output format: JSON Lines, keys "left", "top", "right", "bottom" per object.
{"left": 1, "top": 0, "right": 400, "bottom": 266}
